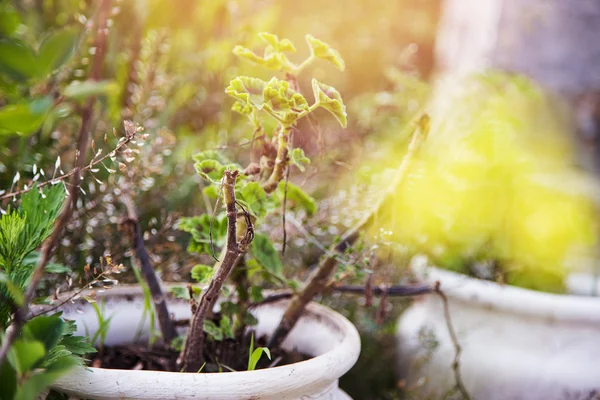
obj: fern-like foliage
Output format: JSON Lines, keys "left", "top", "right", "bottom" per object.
{"left": 0, "top": 185, "right": 65, "bottom": 327}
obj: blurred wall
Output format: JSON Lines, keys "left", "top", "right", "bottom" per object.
{"left": 435, "top": 0, "right": 600, "bottom": 173}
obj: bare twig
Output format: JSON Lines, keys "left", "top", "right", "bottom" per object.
{"left": 434, "top": 282, "right": 472, "bottom": 400}
{"left": 268, "top": 113, "right": 429, "bottom": 349}
{"left": 178, "top": 170, "right": 253, "bottom": 372}
{"left": 121, "top": 194, "right": 177, "bottom": 344}
{"left": 253, "top": 283, "right": 433, "bottom": 307}
{"left": 0, "top": 0, "right": 112, "bottom": 368}
{"left": 28, "top": 270, "right": 113, "bottom": 319}
{"left": 1, "top": 126, "right": 137, "bottom": 201}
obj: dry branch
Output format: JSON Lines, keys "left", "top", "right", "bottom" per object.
{"left": 268, "top": 113, "right": 430, "bottom": 349}
{"left": 121, "top": 194, "right": 177, "bottom": 344}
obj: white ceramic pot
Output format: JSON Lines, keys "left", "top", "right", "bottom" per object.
{"left": 396, "top": 258, "right": 600, "bottom": 400}
{"left": 44, "top": 285, "right": 360, "bottom": 400}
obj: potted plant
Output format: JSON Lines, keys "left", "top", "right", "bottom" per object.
{"left": 22, "top": 30, "right": 432, "bottom": 399}
{"left": 393, "top": 74, "right": 600, "bottom": 399}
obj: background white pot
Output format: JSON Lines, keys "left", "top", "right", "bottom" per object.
{"left": 45, "top": 285, "right": 360, "bottom": 400}
{"left": 396, "top": 257, "right": 600, "bottom": 400}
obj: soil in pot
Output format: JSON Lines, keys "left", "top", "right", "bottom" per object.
{"left": 89, "top": 314, "right": 309, "bottom": 373}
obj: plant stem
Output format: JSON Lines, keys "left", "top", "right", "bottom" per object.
{"left": 0, "top": 0, "right": 112, "bottom": 368}
{"left": 121, "top": 194, "right": 177, "bottom": 344}
{"left": 268, "top": 113, "right": 430, "bottom": 349}
{"left": 178, "top": 170, "right": 250, "bottom": 372}
{"left": 263, "top": 125, "right": 292, "bottom": 193}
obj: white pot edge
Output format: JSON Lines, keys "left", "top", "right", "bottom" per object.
{"left": 47, "top": 285, "right": 361, "bottom": 400}
{"left": 411, "top": 255, "right": 600, "bottom": 324}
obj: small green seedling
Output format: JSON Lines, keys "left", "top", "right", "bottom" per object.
{"left": 247, "top": 332, "right": 271, "bottom": 371}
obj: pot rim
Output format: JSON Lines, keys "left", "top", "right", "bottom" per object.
{"left": 49, "top": 284, "right": 361, "bottom": 399}
{"left": 412, "top": 256, "right": 600, "bottom": 323}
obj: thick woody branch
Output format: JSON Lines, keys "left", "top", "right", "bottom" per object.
{"left": 268, "top": 113, "right": 430, "bottom": 349}
{"left": 178, "top": 170, "right": 248, "bottom": 372}
{"left": 263, "top": 125, "right": 292, "bottom": 194}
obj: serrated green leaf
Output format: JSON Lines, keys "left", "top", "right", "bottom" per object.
{"left": 0, "top": 38, "right": 37, "bottom": 81}
{"left": 193, "top": 150, "right": 232, "bottom": 165}
{"left": 191, "top": 264, "right": 214, "bottom": 285}
{"left": 0, "top": 96, "right": 54, "bottom": 136}
{"left": 169, "top": 286, "right": 190, "bottom": 300}
{"left": 195, "top": 159, "right": 226, "bottom": 183}
{"left": 250, "top": 234, "right": 282, "bottom": 274}
{"left": 277, "top": 181, "right": 317, "bottom": 215}
{"left": 178, "top": 214, "right": 227, "bottom": 255}
{"left": 262, "top": 77, "right": 308, "bottom": 117}
{"left": 37, "top": 28, "right": 79, "bottom": 77}
{"left": 203, "top": 320, "right": 222, "bottom": 341}
{"left": 58, "top": 335, "right": 96, "bottom": 357}
{"left": 225, "top": 76, "right": 267, "bottom": 109}
{"left": 64, "top": 80, "right": 118, "bottom": 100}
{"left": 203, "top": 185, "right": 220, "bottom": 199}
{"left": 231, "top": 100, "right": 253, "bottom": 116}
{"left": 238, "top": 182, "right": 269, "bottom": 219}
{"left": 258, "top": 32, "right": 296, "bottom": 53}
{"left": 289, "top": 148, "right": 310, "bottom": 172}
{"left": 311, "top": 79, "right": 347, "bottom": 127}
{"left": 232, "top": 45, "right": 265, "bottom": 65}
{"left": 305, "top": 35, "right": 345, "bottom": 71}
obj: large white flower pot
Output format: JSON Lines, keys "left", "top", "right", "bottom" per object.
{"left": 44, "top": 285, "right": 360, "bottom": 400}
{"left": 396, "top": 258, "right": 600, "bottom": 400}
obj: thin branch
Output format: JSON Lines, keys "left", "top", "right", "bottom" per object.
{"left": 253, "top": 283, "right": 433, "bottom": 307}
{"left": 281, "top": 162, "right": 291, "bottom": 255}
{"left": 0, "top": 0, "right": 112, "bottom": 368}
{"left": 121, "top": 194, "right": 177, "bottom": 344}
{"left": 1, "top": 129, "right": 137, "bottom": 201}
{"left": 268, "top": 113, "right": 429, "bottom": 349}
{"left": 434, "top": 282, "right": 472, "bottom": 400}
{"left": 28, "top": 270, "right": 113, "bottom": 319}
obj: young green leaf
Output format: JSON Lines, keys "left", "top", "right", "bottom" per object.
{"left": 277, "top": 181, "right": 317, "bottom": 215}
{"left": 37, "top": 28, "right": 79, "bottom": 77}
{"left": 249, "top": 286, "right": 264, "bottom": 303}
{"left": 191, "top": 264, "right": 214, "bottom": 285}
{"left": 238, "top": 182, "right": 269, "bottom": 219}
{"left": 311, "top": 79, "right": 347, "bottom": 127}
{"left": 202, "top": 320, "right": 223, "bottom": 341}
{"left": 225, "top": 76, "right": 267, "bottom": 109}
{"left": 305, "top": 35, "right": 345, "bottom": 71}
{"left": 258, "top": 32, "right": 296, "bottom": 53}
{"left": 8, "top": 339, "right": 46, "bottom": 374}
{"left": 219, "top": 315, "right": 234, "bottom": 339}
{"left": 0, "top": 96, "right": 54, "bottom": 136}
{"left": 289, "top": 148, "right": 310, "bottom": 172}
{"left": 0, "top": 3, "right": 20, "bottom": 37}
{"left": 64, "top": 80, "right": 119, "bottom": 100}
{"left": 23, "top": 315, "right": 65, "bottom": 353}
{"left": 250, "top": 234, "right": 282, "bottom": 275}
{"left": 169, "top": 286, "right": 190, "bottom": 300}
{"left": 0, "top": 38, "right": 37, "bottom": 81}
